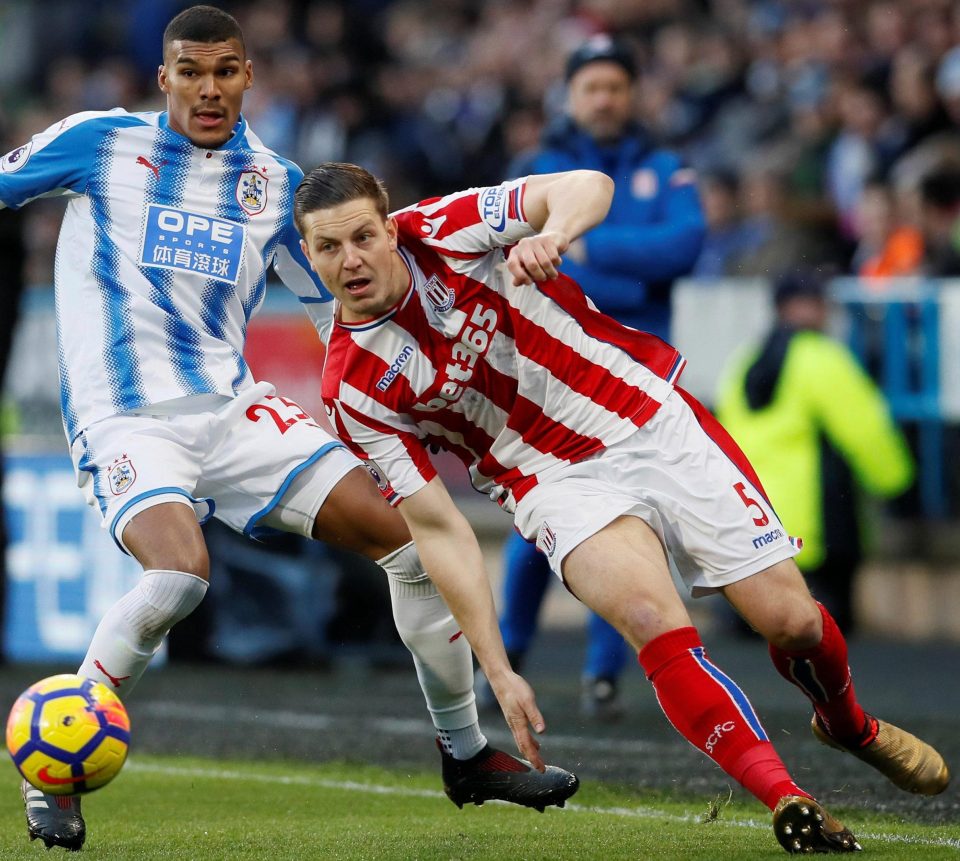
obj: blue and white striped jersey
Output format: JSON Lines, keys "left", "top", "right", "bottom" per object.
{"left": 0, "top": 108, "right": 332, "bottom": 442}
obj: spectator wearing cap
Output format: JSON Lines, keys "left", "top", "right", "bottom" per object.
{"left": 478, "top": 34, "right": 706, "bottom": 721}
{"left": 715, "top": 268, "right": 914, "bottom": 633}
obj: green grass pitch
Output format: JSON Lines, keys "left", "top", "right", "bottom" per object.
{"left": 3, "top": 755, "right": 958, "bottom": 859}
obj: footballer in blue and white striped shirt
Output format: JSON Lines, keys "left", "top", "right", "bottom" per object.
{"left": 6, "top": 5, "right": 575, "bottom": 852}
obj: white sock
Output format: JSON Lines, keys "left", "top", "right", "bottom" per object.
{"left": 437, "top": 724, "right": 488, "bottom": 759}
{"left": 379, "top": 542, "right": 487, "bottom": 759}
{"left": 78, "top": 569, "right": 208, "bottom": 697}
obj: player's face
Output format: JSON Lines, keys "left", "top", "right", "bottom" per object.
{"left": 158, "top": 38, "right": 252, "bottom": 148}
{"left": 299, "top": 199, "right": 407, "bottom": 323}
{"left": 567, "top": 61, "right": 634, "bottom": 143}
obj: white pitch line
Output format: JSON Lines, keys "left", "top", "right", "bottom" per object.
{"left": 126, "top": 760, "right": 960, "bottom": 850}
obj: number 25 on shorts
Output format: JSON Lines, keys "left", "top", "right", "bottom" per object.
{"left": 733, "top": 481, "right": 769, "bottom": 527}
{"left": 245, "top": 395, "right": 319, "bottom": 435}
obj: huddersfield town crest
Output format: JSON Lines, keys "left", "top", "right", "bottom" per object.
{"left": 423, "top": 274, "right": 454, "bottom": 312}
{"left": 236, "top": 169, "right": 268, "bottom": 215}
{"left": 108, "top": 457, "right": 137, "bottom": 496}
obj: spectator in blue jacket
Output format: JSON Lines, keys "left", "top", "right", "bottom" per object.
{"left": 481, "top": 34, "right": 706, "bottom": 720}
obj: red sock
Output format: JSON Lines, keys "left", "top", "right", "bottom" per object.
{"left": 768, "top": 602, "right": 874, "bottom": 745}
{"left": 639, "top": 627, "right": 809, "bottom": 810}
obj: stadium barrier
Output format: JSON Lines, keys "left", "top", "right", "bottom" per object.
{"left": 672, "top": 277, "right": 959, "bottom": 519}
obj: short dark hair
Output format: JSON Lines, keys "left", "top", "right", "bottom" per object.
{"left": 163, "top": 5, "right": 245, "bottom": 54}
{"left": 773, "top": 266, "right": 828, "bottom": 308}
{"left": 294, "top": 163, "right": 390, "bottom": 236}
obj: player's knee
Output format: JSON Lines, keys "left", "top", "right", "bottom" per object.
{"left": 123, "top": 505, "right": 210, "bottom": 579}
{"left": 611, "top": 600, "right": 689, "bottom": 652}
{"left": 148, "top": 544, "right": 209, "bottom": 581}
{"left": 759, "top": 603, "right": 822, "bottom": 650}
{"left": 386, "top": 570, "right": 438, "bottom": 635}
{"left": 117, "top": 569, "right": 209, "bottom": 647}
{"left": 313, "top": 482, "right": 410, "bottom": 560}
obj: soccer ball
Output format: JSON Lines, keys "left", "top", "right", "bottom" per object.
{"left": 5, "top": 674, "right": 130, "bottom": 795}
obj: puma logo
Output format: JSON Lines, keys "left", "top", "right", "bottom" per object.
{"left": 94, "top": 659, "right": 131, "bottom": 688}
{"left": 136, "top": 155, "right": 167, "bottom": 179}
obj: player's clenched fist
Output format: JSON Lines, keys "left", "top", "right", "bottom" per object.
{"left": 508, "top": 231, "right": 569, "bottom": 285}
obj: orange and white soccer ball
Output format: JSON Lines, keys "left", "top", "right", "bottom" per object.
{"left": 6, "top": 674, "right": 130, "bottom": 795}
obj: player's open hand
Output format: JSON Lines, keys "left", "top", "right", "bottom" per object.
{"left": 489, "top": 671, "right": 547, "bottom": 771}
{"left": 508, "top": 232, "right": 569, "bottom": 286}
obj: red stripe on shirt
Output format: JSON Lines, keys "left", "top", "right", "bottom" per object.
{"left": 337, "top": 400, "right": 438, "bottom": 487}
{"left": 419, "top": 404, "right": 498, "bottom": 462}
{"left": 514, "top": 309, "right": 658, "bottom": 427}
{"left": 508, "top": 394, "right": 605, "bottom": 463}
{"left": 536, "top": 273, "right": 684, "bottom": 381}
{"left": 488, "top": 465, "right": 539, "bottom": 502}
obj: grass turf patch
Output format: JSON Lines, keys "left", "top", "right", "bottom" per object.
{"left": 2, "top": 754, "right": 958, "bottom": 859}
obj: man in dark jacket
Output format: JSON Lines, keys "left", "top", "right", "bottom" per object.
{"left": 486, "top": 35, "right": 706, "bottom": 718}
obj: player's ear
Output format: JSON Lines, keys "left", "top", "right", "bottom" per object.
{"left": 300, "top": 238, "right": 314, "bottom": 268}
{"left": 244, "top": 59, "right": 253, "bottom": 91}
{"left": 386, "top": 216, "right": 398, "bottom": 250}
{"left": 157, "top": 65, "right": 169, "bottom": 94}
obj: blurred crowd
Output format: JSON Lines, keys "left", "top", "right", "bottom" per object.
{"left": 3, "top": 0, "right": 960, "bottom": 285}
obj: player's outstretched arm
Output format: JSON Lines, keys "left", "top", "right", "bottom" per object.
{"left": 397, "top": 478, "right": 547, "bottom": 771}
{"left": 507, "top": 170, "right": 614, "bottom": 286}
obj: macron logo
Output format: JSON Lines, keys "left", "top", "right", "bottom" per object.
{"left": 376, "top": 346, "right": 415, "bottom": 392}
{"left": 752, "top": 528, "right": 784, "bottom": 550}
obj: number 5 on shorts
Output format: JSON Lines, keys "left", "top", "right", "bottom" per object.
{"left": 733, "top": 481, "right": 769, "bottom": 527}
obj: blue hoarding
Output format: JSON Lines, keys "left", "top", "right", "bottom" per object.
{"left": 3, "top": 452, "right": 148, "bottom": 663}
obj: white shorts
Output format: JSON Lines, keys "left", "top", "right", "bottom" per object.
{"left": 70, "top": 381, "right": 361, "bottom": 553}
{"left": 513, "top": 388, "right": 799, "bottom": 597}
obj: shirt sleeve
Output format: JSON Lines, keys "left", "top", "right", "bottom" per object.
{"left": 401, "top": 178, "right": 536, "bottom": 259}
{"left": 270, "top": 164, "right": 335, "bottom": 341}
{"left": 323, "top": 390, "right": 437, "bottom": 504}
{"left": 0, "top": 109, "right": 127, "bottom": 210}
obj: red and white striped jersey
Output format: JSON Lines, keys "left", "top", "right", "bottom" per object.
{"left": 321, "top": 178, "right": 686, "bottom": 507}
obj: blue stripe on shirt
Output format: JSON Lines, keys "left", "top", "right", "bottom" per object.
{"left": 0, "top": 114, "right": 141, "bottom": 209}
{"left": 212, "top": 148, "right": 251, "bottom": 392}
{"left": 90, "top": 128, "right": 146, "bottom": 417}
{"left": 147, "top": 133, "right": 217, "bottom": 394}
{"left": 57, "top": 332, "right": 79, "bottom": 442}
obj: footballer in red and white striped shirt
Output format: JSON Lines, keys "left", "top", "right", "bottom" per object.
{"left": 303, "top": 171, "right": 684, "bottom": 509}
{"left": 294, "top": 165, "right": 941, "bottom": 850}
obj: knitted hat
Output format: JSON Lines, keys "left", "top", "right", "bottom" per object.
{"left": 565, "top": 34, "right": 637, "bottom": 82}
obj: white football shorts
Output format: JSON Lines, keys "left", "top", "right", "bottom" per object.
{"left": 70, "top": 381, "right": 361, "bottom": 553}
{"left": 513, "top": 387, "right": 799, "bottom": 597}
